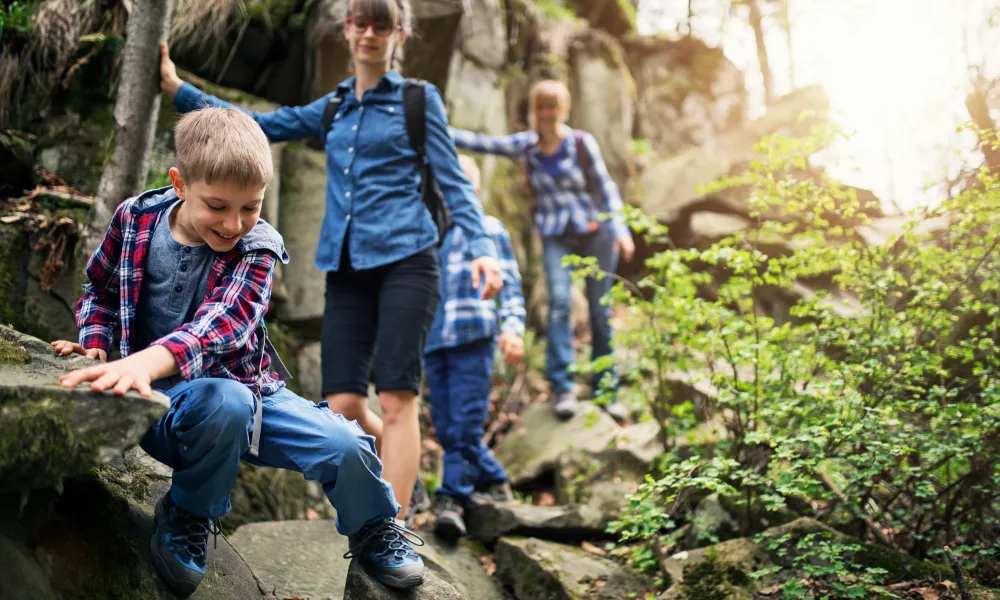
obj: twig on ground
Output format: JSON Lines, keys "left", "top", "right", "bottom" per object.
{"left": 943, "top": 546, "right": 971, "bottom": 600}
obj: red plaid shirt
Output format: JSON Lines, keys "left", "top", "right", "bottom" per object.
{"left": 76, "top": 187, "right": 287, "bottom": 394}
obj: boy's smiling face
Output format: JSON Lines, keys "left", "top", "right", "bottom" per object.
{"left": 169, "top": 167, "right": 264, "bottom": 252}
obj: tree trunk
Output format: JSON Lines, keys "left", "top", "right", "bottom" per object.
{"left": 80, "top": 0, "right": 175, "bottom": 261}
{"left": 746, "top": 0, "right": 775, "bottom": 105}
{"left": 966, "top": 74, "right": 1000, "bottom": 173}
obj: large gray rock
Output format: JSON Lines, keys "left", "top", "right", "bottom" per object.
{"left": 277, "top": 143, "right": 328, "bottom": 332}
{"left": 639, "top": 85, "right": 829, "bottom": 223}
{"left": 456, "top": 0, "right": 507, "bottom": 70}
{"left": 494, "top": 536, "right": 650, "bottom": 600}
{"left": 0, "top": 326, "right": 169, "bottom": 491}
{"left": 466, "top": 500, "right": 607, "bottom": 544}
{"left": 493, "top": 402, "right": 622, "bottom": 486}
{"left": 445, "top": 53, "right": 508, "bottom": 136}
{"left": 567, "top": 29, "right": 635, "bottom": 195}
{"left": 230, "top": 519, "right": 501, "bottom": 599}
{"left": 625, "top": 35, "right": 747, "bottom": 159}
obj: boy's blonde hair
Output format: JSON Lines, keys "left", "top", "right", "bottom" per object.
{"left": 527, "top": 79, "right": 571, "bottom": 129}
{"left": 174, "top": 107, "right": 273, "bottom": 188}
{"left": 458, "top": 154, "right": 481, "bottom": 191}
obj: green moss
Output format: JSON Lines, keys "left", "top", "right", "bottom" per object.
{"left": 0, "top": 396, "right": 105, "bottom": 493}
{"left": 38, "top": 475, "right": 154, "bottom": 600}
{"left": 0, "top": 227, "right": 28, "bottom": 328}
{"left": 265, "top": 320, "right": 301, "bottom": 394}
{"left": 245, "top": 0, "right": 300, "bottom": 28}
{"left": 97, "top": 463, "right": 151, "bottom": 506}
{"left": 615, "top": 0, "right": 637, "bottom": 30}
{"left": 855, "top": 543, "right": 952, "bottom": 582}
{"left": 535, "top": 0, "right": 576, "bottom": 20}
{"left": 0, "top": 330, "right": 30, "bottom": 365}
{"left": 681, "top": 552, "right": 751, "bottom": 600}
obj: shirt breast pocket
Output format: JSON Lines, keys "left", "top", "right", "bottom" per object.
{"left": 362, "top": 103, "right": 406, "bottom": 151}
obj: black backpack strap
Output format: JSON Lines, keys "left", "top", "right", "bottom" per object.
{"left": 321, "top": 88, "right": 349, "bottom": 141}
{"left": 403, "top": 79, "right": 427, "bottom": 158}
{"left": 573, "top": 129, "right": 598, "bottom": 197}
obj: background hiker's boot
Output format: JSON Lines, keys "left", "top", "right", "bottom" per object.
{"left": 478, "top": 481, "right": 514, "bottom": 503}
{"left": 603, "top": 401, "right": 628, "bottom": 424}
{"left": 553, "top": 390, "right": 578, "bottom": 420}
{"left": 409, "top": 477, "right": 431, "bottom": 515}
{"left": 150, "top": 492, "right": 216, "bottom": 596}
{"left": 346, "top": 518, "right": 425, "bottom": 589}
{"left": 433, "top": 494, "right": 466, "bottom": 541}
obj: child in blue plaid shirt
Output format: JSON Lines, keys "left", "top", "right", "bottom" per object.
{"left": 424, "top": 156, "right": 526, "bottom": 540}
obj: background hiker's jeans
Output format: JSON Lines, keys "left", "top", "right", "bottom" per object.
{"left": 139, "top": 378, "right": 400, "bottom": 535}
{"left": 425, "top": 338, "right": 508, "bottom": 501}
{"left": 541, "top": 223, "right": 619, "bottom": 396}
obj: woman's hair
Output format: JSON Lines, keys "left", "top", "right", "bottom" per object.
{"left": 346, "top": 0, "right": 413, "bottom": 71}
{"left": 527, "top": 79, "right": 572, "bottom": 130}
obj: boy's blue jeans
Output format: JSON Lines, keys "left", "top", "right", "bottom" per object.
{"left": 541, "top": 223, "right": 620, "bottom": 396}
{"left": 424, "top": 338, "right": 508, "bottom": 502}
{"left": 139, "top": 378, "right": 400, "bottom": 535}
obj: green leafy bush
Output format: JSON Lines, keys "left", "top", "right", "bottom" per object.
{"left": 596, "top": 125, "right": 1000, "bottom": 584}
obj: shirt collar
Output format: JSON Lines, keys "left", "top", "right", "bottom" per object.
{"left": 336, "top": 70, "right": 404, "bottom": 97}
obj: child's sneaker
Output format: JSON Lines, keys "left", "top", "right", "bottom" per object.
{"left": 481, "top": 480, "right": 514, "bottom": 503}
{"left": 433, "top": 494, "right": 466, "bottom": 541}
{"left": 346, "top": 518, "right": 425, "bottom": 589}
{"left": 602, "top": 401, "right": 629, "bottom": 424}
{"left": 150, "top": 492, "right": 218, "bottom": 596}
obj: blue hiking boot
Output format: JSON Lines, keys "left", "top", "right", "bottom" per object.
{"left": 345, "top": 518, "right": 425, "bottom": 589}
{"left": 149, "top": 492, "right": 217, "bottom": 596}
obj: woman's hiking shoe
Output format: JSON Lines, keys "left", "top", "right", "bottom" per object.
{"left": 602, "top": 401, "right": 629, "bottom": 424}
{"left": 552, "top": 390, "right": 578, "bottom": 420}
{"left": 150, "top": 493, "right": 218, "bottom": 596}
{"left": 433, "top": 494, "right": 466, "bottom": 541}
{"left": 345, "top": 518, "right": 425, "bottom": 589}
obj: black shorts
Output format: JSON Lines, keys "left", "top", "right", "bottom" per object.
{"left": 321, "top": 246, "right": 441, "bottom": 396}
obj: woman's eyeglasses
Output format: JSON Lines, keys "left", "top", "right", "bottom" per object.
{"left": 345, "top": 17, "right": 400, "bottom": 37}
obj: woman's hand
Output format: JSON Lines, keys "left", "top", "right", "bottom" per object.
{"left": 471, "top": 256, "right": 504, "bottom": 300}
{"left": 159, "top": 43, "right": 183, "bottom": 97}
{"left": 615, "top": 235, "right": 635, "bottom": 263}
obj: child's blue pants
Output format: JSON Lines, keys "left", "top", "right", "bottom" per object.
{"left": 424, "top": 338, "right": 509, "bottom": 502}
{"left": 139, "top": 378, "right": 400, "bottom": 535}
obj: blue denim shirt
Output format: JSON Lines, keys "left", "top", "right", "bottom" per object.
{"left": 173, "top": 70, "right": 495, "bottom": 271}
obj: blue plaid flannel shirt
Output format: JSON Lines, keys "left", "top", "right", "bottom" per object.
{"left": 425, "top": 216, "right": 526, "bottom": 353}
{"left": 450, "top": 128, "right": 631, "bottom": 241}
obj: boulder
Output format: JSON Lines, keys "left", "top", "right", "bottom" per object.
{"left": 566, "top": 0, "right": 637, "bottom": 38}
{"left": 624, "top": 35, "right": 747, "bottom": 158}
{"left": 493, "top": 401, "right": 622, "bottom": 486}
{"left": 659, "top": 517, "right": 953, "bottom": 599}
{"left": 456, "top": 0, "right": 508, "bottom": 70}
{"left": 0, "top": 326, "right": 169, "bottom": 491}
{"left": 494, "top": 536, "right": 651, "bottom": 600}
{"left": 639, "top": 85, "right": 830, "bottom": 223}
{"left": 445, "top": 53, "right": 509, "bottom": 136}
{"left": 277, "top": 143, "right": 328, "bottom": 332}
{"left": 567, "top": 28, "right": 635, "bottom": 193}
{"left": 685, "top": 494, "right": 739, "bottom": 547}
{"left": 230, "top": 519, "right": 499, "bottom": 599}
{"left": 466, "top": 500, "right": 607, "bottom": 544}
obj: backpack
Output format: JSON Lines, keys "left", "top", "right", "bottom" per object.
{"left": 321, "top": 79, "right": 452, "bottom": 247}
{"left": 520, "top": 130, "right": 601, "bottom": 233}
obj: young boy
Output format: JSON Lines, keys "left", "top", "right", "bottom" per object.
{"left": 423, "top": 155, "right": 526, "bottom": 540}
{"left": 52, "top": 107, "right": 425, "bottom": 595}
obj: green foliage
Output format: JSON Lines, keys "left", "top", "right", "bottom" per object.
{"left": 758, "top": 531, "right": 888, "bottom": 599}
{"left": 681, "top": 551, "right": 750, "bottom": 600}
{"left": 534, "top": 0, "right": 576, "bottom": 21}
{"left": 0, "top": 1, "right": 36, "bottom": 40}
{"left": 599, "top": 123, "right": 1000, "bottom": 586}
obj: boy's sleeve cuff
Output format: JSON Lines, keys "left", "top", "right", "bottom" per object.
{"left": 469, "top": 237, "right": 498, "bottom": 260}
{"left": 612, "top": 220, "right": 632, "bottom": 242}
{"left": 152, "top": 331, "right": 204, "bottom": 381}
{"left": 78, "top": 325, "right": 114, "bottom": 353}
{"left": 501, "top": 318, "right": 525, "bottom": 338}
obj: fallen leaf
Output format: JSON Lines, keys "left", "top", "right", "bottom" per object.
{"left": 480, "top": 554, "right": 497, "bottom": 577}
{"left": 914, "top": 587, "right": 939, "bottom": 600}
{"left": 305, "top": 507, "right": 320, "bottom": 520}
{"left": 536, "top": 491, "right": 556, "bottom": 506}
{"left": 581, "top": 541, "right": 607, "bottom": 556}
{"left": 1, "top": 214, "right": 24, "bottom": 223}
{"left": 758, "top": 585, "right": 781, "bottom": 596}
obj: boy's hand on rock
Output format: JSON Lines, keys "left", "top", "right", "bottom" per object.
{"left": 471, "top": 256, "right": 503, "bottom": 300}
{"left": 59, "top": 346, "right": 176, "bottom": 398}
{"left": 159, "top": 43, "right": 183, "bottom": 97}
{"left": 499, "top": 333, "right": 524, "bottom": 366}
{"left": 50, "top": 340, "right": 107, "bottom": 362}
